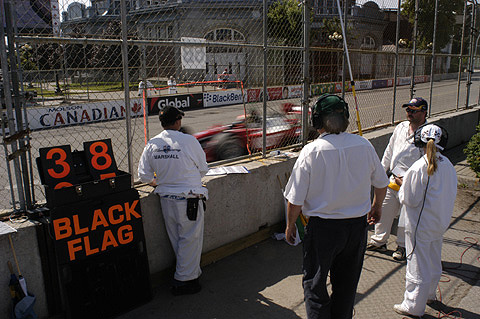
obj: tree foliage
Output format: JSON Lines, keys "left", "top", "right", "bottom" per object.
{"left": 464, "top": 124, "right": 480, "bottom": 178}
{"left": 267, "top": 0, "right": 303, "bottom": 46}
{"left": 401, "top": 0, "right": 463, "bottom": 51}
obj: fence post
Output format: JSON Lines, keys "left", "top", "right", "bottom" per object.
{"left": 0, "top": 5, "right": 20, "bottom": 211}
{"left": 410, "top": 0, "right": 419, "bottom": 99}
{"left": 120, "top": 0, "right": 134, "bottom": 182}
{"left": 341, "top": 0, "right": 347, "bottom": 99}
{"left": 302, "top": 0, "right": 311, "bottom": 145}
{"left": 262, "top": 0, "right": 267, "bottom": 156}
{"left": 428, "top": 0, "right": 439, "bottom": 117}
{"left": 4, "top": 0, "right": 32, "bottom": 210}
{"left": 466, "top": 1, "right": 476, "bottom": 108}
{"left": 457, "top": 0, "right": 468, "bottom": 111}
{"left": 392, "top": 0, "right": 401, "bottom": 124}
{"left": 140, "top": 29, "right": 150, "bottom": 143}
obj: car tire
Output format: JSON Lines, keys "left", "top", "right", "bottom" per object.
{"left": 214, "top": 134, "right": 246, "bottom": 160}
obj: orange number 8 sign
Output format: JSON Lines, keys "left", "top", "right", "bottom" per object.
{"left": 46, "top": 148, "right": 71, "bottom": 179}
{"left": 89, "top": 141, "right": 112, "bottom": 171}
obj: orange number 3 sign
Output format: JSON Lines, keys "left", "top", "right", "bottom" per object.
{"left": 39, "top": 145, "right": 78, "bottom": 189}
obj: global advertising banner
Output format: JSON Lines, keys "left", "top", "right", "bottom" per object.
{"left": 203, "top": 90, "right": 243, "bottom": 107}
{"left": 148, "top": 93, "right": 203, "bottom": 115}
{"left": 24, "top": 99, "right": 144, "bottom": 131}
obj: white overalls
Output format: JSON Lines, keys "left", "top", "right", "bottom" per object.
{"left": 138, "top": 129, "right": 208, "bottom": 281}
{"left": 398, "top": 154, "right": 457, "bottom": 316}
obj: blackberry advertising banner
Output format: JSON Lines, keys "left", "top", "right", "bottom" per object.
{"left": 203, "top": 90, "right": 243, "bottom": 107}
{"left": 148, "top": 93, "right": 203, "bottom": 115}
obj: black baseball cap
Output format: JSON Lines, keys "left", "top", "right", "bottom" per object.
{"left": 402, "top": 97, "right": 428, "bottom": 111}
{"left": 159, "top": 106, "right": 184, "bottom": 123}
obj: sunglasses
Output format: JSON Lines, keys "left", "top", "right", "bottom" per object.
{"left": 405, "top": 108, "right": 423, "bottom": 114}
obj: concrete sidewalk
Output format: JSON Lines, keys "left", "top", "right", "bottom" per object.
{"left": 118, "top": 146, "right": 480, "bottom": 319}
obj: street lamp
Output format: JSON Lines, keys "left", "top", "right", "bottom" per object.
{"left": 328, "top": 32, "right": 343, "bottom": 81}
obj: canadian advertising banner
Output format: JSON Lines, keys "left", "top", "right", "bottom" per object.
{"left": 24, "top": 99, "right": 144, "bottom": 131}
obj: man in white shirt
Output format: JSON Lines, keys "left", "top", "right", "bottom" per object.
{"left": 138, "top": 105, "right": 208, "bottom": 295}
{"left": 284, "top": 94, "right": 389, "bottom": 319}
{"left": 367, "top": 97, "right": 428, "bottom": 261}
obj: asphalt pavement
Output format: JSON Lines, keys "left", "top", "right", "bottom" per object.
{"left": 115, "top": 145, "right": 480, "bottom": 319}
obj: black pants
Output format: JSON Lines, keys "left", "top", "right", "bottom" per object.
{"left": 302, "top": 215, "right": 368, "bottom": 319}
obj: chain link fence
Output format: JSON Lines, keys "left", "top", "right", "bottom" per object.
{"left": 1, "top": 0, "right": 479, "bottom": 212}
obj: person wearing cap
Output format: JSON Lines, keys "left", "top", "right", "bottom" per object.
{"left": 393, "top": 124, "right": 457, "bottom": 317}
{"left": 284, "top": 94, "right": 389, "bottom": 319}
{"left": 138, "top": 105, "right": 208, "bottom": 295}
{"left": 367, "top": 97, "right": 428, "bottom": 261}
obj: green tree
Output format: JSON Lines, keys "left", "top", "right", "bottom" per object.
{"left": 19, "top": 44, "right": 36, "bottom": 71}
{"left": 401, "top": 0, "right": 463, "bottom": 51}
{"left": 267, "top": 0, "right": 303, "bottom": 46}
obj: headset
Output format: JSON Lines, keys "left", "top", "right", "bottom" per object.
{"left": 311, "top": 94, "right": 350, "bottom": 130}
{"left": 413, "top": 123, "right": 448, "bottom": 150}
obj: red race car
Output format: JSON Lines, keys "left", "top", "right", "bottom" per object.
{"left": 193, "top": 104, "right": 316, "bottom": 162}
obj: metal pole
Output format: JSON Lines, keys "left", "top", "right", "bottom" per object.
{"left": 5, "top": 0, "right": 32, "bottom": 210}
{"left": 475, "top": 32, "right": 480, "bottom": 105}
{"left": 302, "top": 0, "right": 310, "bottom": 145}
{"left": 457, "top": 0, "right": 468, "bottom": 111}
{"left": 262, "top": 0, "right": 267, "bottom": 155}
{"left": 0, "top": 17, "right": 18, "bottom": 210}
{"left": 428, "top": 0, "right": 439, "bottom": 117}
{"left": 410, "top": 0, "right": 419, "bottom": 99}
{"left": 140, "top": 32, "right": 149, "bottom": 143}
{"left": 341, "top": 0, "right": 347, "bottom": 99}
{"left": 120, "top": 0, "right": 133, "bottom": 182}
{"left": 466, "top": 1, "right": 476, "bottom": 108}
{"left": 392, "top": 0, "right": 401, "bottom": 124}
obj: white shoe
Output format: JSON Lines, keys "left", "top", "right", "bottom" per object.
{"left": 393, "top": 304, "right": 421, "bottom": 317}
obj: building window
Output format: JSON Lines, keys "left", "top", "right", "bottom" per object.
{"left": 205, "top": 28, "right": 245, "bottom": 53}
{"left": 361, "top": 36, "right": 375, "bottom": 49}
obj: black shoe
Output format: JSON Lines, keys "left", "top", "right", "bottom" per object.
{"left": 366, "top": 243, "right": 387, "bottom": 252}
{"left": 170, "top": 279, "right": 201, "bottom": 296}
{"left": 393, "top": 246, "right": 406, "bottom": 261}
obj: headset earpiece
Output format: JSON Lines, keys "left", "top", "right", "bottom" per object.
{"left": 311, "top": 94, "right": 349, "bottom": 130}
{"left": 413, "top": 123, "right": 448, "bottom": 150}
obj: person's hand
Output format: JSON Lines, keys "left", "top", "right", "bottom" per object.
{"left": 285, "top": 224, "right": 297, "bottom": 244}
{"left": 367, "top": 206, "right": 382, "bottom": 225}
{"left": 394, "top": 176, "right": 403, "bottom": 186}
{"left": 149, "top": 179, "right": 157, "bottom": 187}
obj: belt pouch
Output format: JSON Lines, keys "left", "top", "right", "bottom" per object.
{"left": 187, "top": 198, "right": 199, "bottom": 221}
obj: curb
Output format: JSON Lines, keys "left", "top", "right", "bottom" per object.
{"left": 458, "top": 175, "right": 480, "bottom": 191}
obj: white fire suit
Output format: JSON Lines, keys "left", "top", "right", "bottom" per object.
{"left": 397, "top": 154, "right": 457, "bottom": 316}
{"left": 370, "top": 121, "right": 424, "bottom": 248}
{"left": 138, "top": 129, "right": 208, "bottom": 281}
